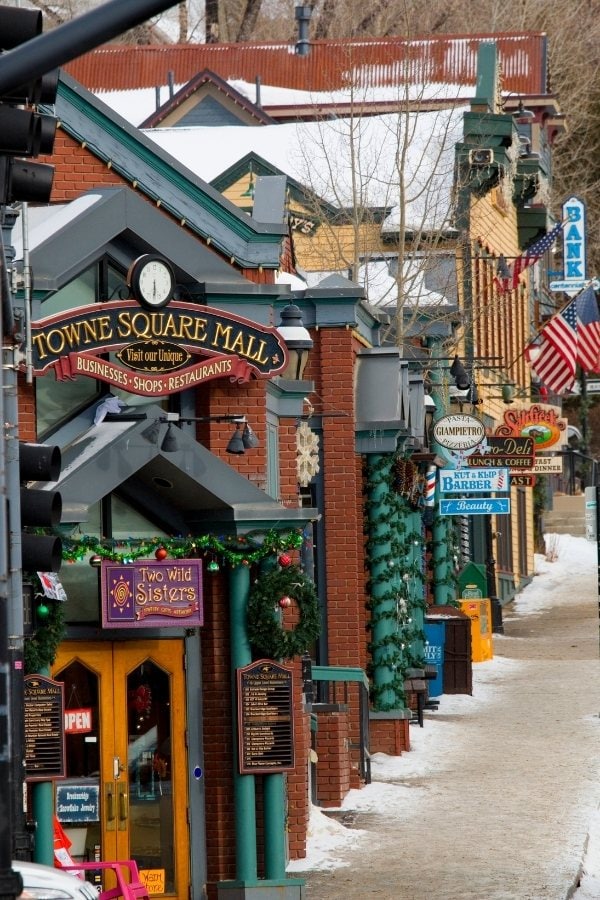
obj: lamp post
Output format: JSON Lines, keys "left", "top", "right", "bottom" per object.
{"left": 277, "top": 302, "right": 313, "bottom": 380}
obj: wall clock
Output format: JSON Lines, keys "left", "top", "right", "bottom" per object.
{"left": 128, "top": 254, "right": 175, "bottom": 309}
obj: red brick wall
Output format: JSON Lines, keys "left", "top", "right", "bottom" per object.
{"left": 199, "top": 574, "right": 236, "bottom": 888}
{"left": 317, "top": 331, "right": 368, "bottom": 672}
{"left": 370, "top": 718, "right": 411, "bottom": 755}
{"left": 314, "top": 712, "right": 351, "bottom": 807}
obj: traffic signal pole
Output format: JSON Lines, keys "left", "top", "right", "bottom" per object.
{"left": 0, "top": 214, "right": 22, "bottom": 900}
{"left": 0, "top": 0, "right": 181, "bottom": 97}
{"left": 0, "top": 1, "right": 182, "bottom": 894}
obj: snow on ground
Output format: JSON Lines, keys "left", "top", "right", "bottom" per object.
{"left": 287, "top": 533, "right": 600, "bottom": 895}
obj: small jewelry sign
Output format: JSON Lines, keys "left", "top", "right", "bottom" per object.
{"left": 101, "top": 559, "right": 203, "bottom": 628}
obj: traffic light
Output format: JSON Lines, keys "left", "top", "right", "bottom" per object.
{"left": 19, "top": 442, "right": 62, "bottom": 573}
{"left": 0, "top": 5, "right": 59, "bottom": 204}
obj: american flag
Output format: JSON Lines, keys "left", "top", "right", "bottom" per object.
{"left": 525, "top": 287, "right": 600, "bottom": 393}
{"left": 575, "top": 284, "right": 600, "bottom": 373}
{"left": 496, "top": 221, "right": 564, "bottom": 294}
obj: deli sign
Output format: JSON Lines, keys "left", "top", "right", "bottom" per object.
{"left": 29, "top": 301, "right": 288, "bottom": 397}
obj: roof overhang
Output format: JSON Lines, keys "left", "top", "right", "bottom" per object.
{"left": 49, "top": 405, "right": 315, "bottom": 534}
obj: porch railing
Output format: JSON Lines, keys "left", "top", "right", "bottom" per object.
{"left": 310, "top": 665, "right": 371, "bottom": 784}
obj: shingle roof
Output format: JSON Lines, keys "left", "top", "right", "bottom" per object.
{"left": 65, "top": 33, "right": 549, "bottom": 96}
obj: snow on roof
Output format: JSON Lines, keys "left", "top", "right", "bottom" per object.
{"left": 11, "top": 194, "right": 103, "bottom": 260}
{"left": 141, "top": 105, "right": 466, "bottom": 230}
{"left": 228, "top": 78, "right": 474, "bottom": 106}
{"left": 95, "top": 77, "right": 472, "bottom": 127}
{"left": 358, "top": 257, "right": 448, "bottom": 309}
{"left": 96, "top": 87, "right": 182, "bottom": 126}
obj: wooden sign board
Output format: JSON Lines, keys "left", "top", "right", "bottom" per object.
{"left": 467, "top": 436, "right": 535, "bottom": 470}
{"left": 237, "top": 660, "right": 295, "bottom": 774}
{"left": 24, "top": 675, "right": 65, "bottom": 781}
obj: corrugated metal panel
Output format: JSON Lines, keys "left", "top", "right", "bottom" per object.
{"left": 65, "top": 33, "right": 548, "bottom": 96}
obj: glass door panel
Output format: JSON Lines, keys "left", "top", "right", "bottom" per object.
{"left": 53, "top": 641, "right": 188, "bottom": 898}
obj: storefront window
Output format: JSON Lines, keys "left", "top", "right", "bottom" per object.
{"left": 35, "top": 261, "right": 163, "bottom": 436}
{"left": 62, "top": 498, "right": 167, "bottom": 625}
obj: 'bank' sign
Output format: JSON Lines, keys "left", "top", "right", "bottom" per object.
{"left": 562, "top": 197, "right": 586, "bottom": 296}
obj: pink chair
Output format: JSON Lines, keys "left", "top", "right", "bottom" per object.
{"left": 62, "top": 861, "right": 149, "bottom": 900}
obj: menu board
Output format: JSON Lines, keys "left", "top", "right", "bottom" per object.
{"left": 237, "top": 660, "right": 295, "bottom": 774}
{"left": 24, "top": 675, "right": 65, "bottom": 781}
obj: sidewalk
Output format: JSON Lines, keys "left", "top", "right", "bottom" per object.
{"left": 289, "top": 534, "right": 600, "bottom": 899}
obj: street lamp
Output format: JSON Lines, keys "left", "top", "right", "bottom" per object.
{"left": 277, "top": 302, "right": 313, "bottom": 380}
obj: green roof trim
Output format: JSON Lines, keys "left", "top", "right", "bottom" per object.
{"left": 49, "top": 74, "right": 287, "bottom": 268}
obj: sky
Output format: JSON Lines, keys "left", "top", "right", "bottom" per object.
{"left": 286, "top": 533, "right": 600, "bottom": 898}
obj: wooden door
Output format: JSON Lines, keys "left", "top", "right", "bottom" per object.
{"left": 53, "top": 641, "right": 189, "bottom": 898}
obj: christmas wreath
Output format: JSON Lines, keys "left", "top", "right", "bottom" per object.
{"left": 246, "top": 564, "right": 321, "bottom": 659}
{"left": 24, "top": 597, "right": 65, "bottom": 674}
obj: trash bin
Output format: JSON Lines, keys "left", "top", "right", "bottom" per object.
{"left": 427, "top": 606, "right": 472, "bottom": 695}
{"left": 459, "top": 598, "right": 493, "bottom": 662}
{"left": 423, "top": 619, "right": 445, "bottom": 697}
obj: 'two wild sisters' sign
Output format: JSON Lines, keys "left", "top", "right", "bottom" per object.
{"left": 28, "top": 301, "right": 288, "bottom": 396}
{"left": 101, "top": 559, "right": 203, "bottom": 629}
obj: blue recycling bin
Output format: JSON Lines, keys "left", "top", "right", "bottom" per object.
{"left": 424, "top": 619, "right": 446, "bottom": 697}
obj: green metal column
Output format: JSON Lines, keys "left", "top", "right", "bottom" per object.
{"left": 366, "top": 453, "right": 397, "bottom": 710}
{"left": 263, "top": 776, "right": 286, "bottom": 879}
{"left": 32, "top": 783, "right": 54, "bottom": 866}
{"left": 428, "top": 340, "right": 454, "bottom": 605}
{"left": 409, "top": 508, "right": 425, "bottom": 659}
{"left": 32, "top": 669, "right": 54, "bottom": 865}
{"left": 229, "top": 563, "right": 257, "bottom": 882}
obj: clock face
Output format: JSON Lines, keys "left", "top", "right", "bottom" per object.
{"left": 129, "top": 255, "right": 175, "bottom": 309}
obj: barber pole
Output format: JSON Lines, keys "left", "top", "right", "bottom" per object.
{"left": 425, "top": 466, "right": 436, "bottom": 507}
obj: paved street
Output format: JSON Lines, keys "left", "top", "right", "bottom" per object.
{"left": 295, "top": 539, "right": 600, "bottom": 899}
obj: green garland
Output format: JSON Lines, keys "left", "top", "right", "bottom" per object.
{"left": 24, "top": 595, "right": 65, "bottom": 674}
{"left": 247, "top": 564, "right": 321, "bottom": 660}
{"left": 61, "top": 528, "right": 304, "bottom": 567}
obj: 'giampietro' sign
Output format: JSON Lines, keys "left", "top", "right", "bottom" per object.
{"left": 432, "top": 414, "right": 485, "bottom": 451}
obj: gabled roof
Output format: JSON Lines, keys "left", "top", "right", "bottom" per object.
{"left": 140, "top": 68, "right": 276, "bottom": 128}
{"left": 210, "top": 151, "right": 340, "bottom": 219}
{"left": 48, "top": 72, "right": 287, "bottom": 269}
{"left": 15, "top": 188, "right": 250, "bottom": 293}
{"left": 65, "top": 33, "right": 550, "bottom": 96}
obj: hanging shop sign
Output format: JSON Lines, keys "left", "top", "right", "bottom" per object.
{"left": 494, "top": 403, "right": 567, "bottom": 451}
{"left": 432, "top": 414, "right": 486, "bottom": 451}
{"left": 24, "top": 675, "right": 65, "bottom": 782}
{"left": 439, "top": 498, "right": 511, "bottom": 516}
{"left": 101, "top": 559, "right": 203, "bottom": 629}
{"left": 510, "top": 475, "right": 536, "bottom": 487}
{"left": 439, "top": 467, "right": 509, "bottom": 493}
{"left": 467, "top": 436, "right": 535, "bottom": 469}
{"left": 28, "top": 301, "right": 288, "bottom": 397}
{"left": 237, "top": 660, "right": 295, "bottom": 774}
{"left": 560, "top": 196, "right": 586, "bottom": 297}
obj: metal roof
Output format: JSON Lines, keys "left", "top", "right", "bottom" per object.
{"left": 65, "top": 33, "right": 549, "bottom": 96}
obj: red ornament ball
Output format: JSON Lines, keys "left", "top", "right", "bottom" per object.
{"left": 155, "top": 547, "right": 168, "bottom": 560}
{"left": 279, "top": 595, "right": 292, "bottom": 608}
{"left": 278, "top": 553, "right": 292, "bottom": 568}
